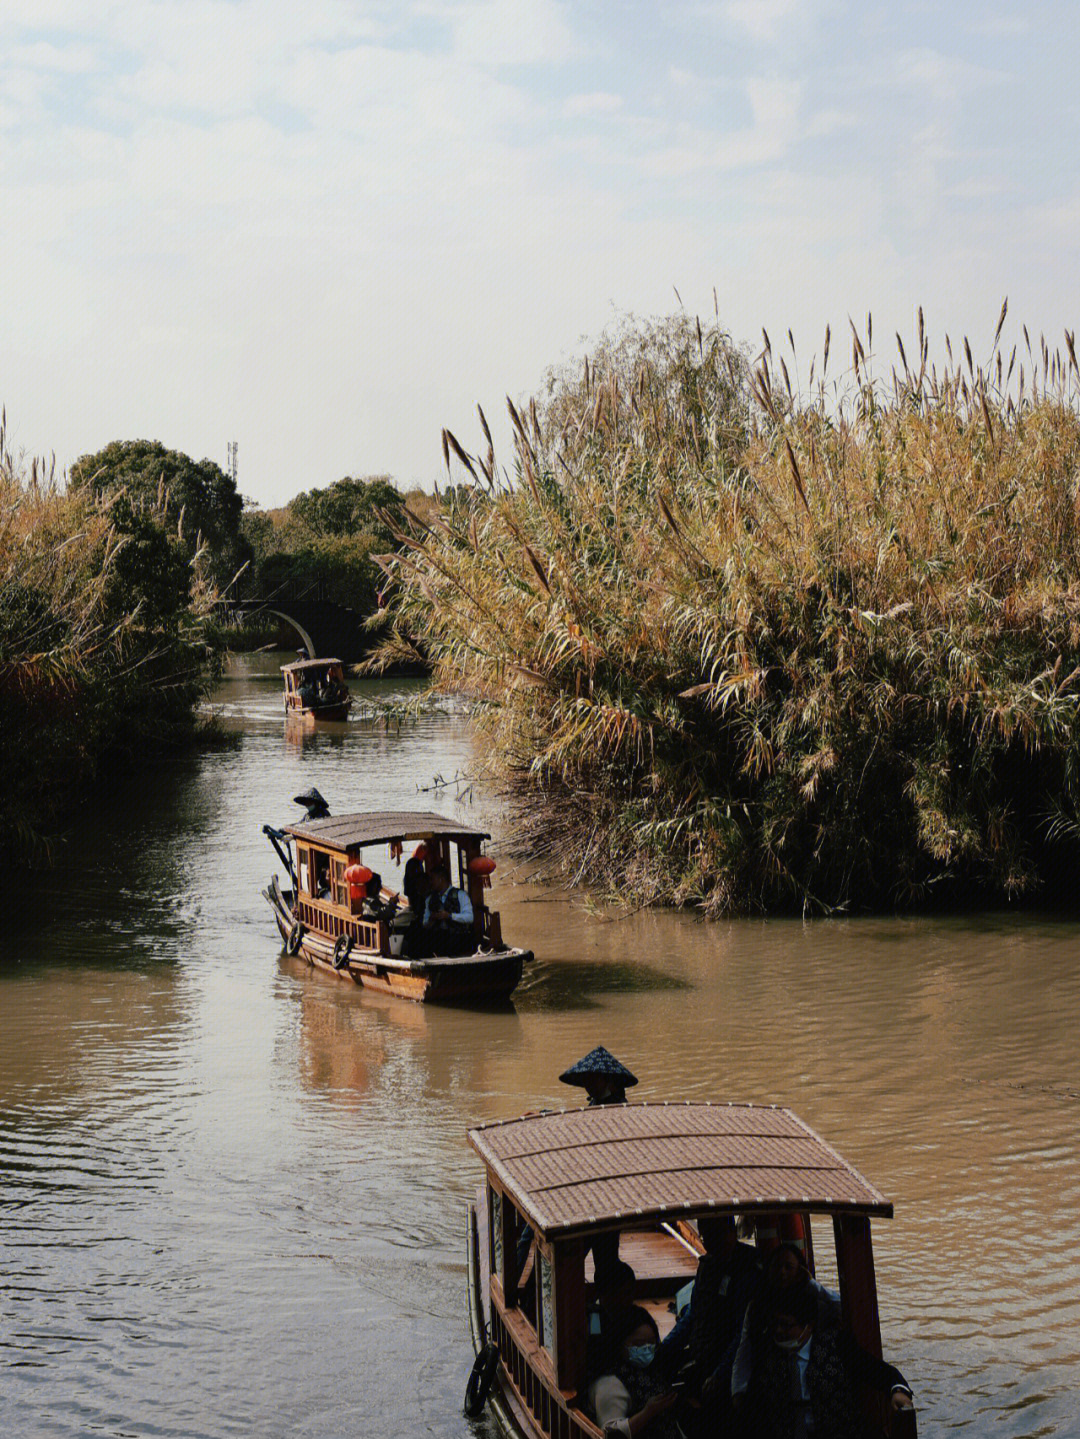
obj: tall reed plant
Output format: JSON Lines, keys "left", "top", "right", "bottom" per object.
{"left": 373, "top": 311, "right": 1080, "bottom": 913}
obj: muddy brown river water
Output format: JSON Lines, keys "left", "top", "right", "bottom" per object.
{"left": 1, "top": 652, "right": 1078, "bottom": 1437}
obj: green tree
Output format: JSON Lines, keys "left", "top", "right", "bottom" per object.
{"left": 287, "top": 476, "right": 405, "bottom": 547}
{"left": 70, "top": 440, "right": 250, "bottom": 589}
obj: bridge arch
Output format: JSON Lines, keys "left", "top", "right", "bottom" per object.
{"left": 260, "top": 608, "right": 316, "bottom": 659}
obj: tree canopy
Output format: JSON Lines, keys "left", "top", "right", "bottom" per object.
{"left": 287, "top": 475, "right": 405, "bottom": 547}
{"left": 70, "top": 440, "right": 249, "bottom": 589}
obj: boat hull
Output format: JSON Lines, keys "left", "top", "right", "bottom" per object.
{"left": 265, "top": 876, "right": 529, "bottom": 1004}
{"left": 285, "top": 700, "right": 352, "bottom": 723}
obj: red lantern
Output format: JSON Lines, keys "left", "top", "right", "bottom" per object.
{"left": 468, "top": 855, "right": 497, "bottom": 888}
{"left": 344, "top": 863, "right": 373, "bottom": 900}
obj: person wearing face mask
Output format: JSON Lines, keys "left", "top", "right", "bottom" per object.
{"left": 742, "top": 1283, "right": 914, "bottom": 1439}
{"left": 604, "top": 1317, "right": 680, "bottom": 1439}
{"left": 731, "top": 1242, "right": 841, "bottom": 1404}
{"left": 588, "top": 1263, "right": 660, "bottom": 1436}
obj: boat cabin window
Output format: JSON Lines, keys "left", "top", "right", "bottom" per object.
{"left": 297, "top": 845, "right": 310, "bottom": 895}
{"left": 311, "top": 850, "right": 331, "bottom": 898}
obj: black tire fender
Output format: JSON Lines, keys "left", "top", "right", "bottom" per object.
{"left": 285, "top": 921, "right": 304, "bottom": 956}
{"left": 463, "top": 1341, "right": 499, "bottom": 1417}
{"left": 332, "top": 934, "right": 354, "bottom": 970}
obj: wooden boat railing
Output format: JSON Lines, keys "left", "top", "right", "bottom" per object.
{"left": 295, "top": 895, "right": 386, "bottom": 953}
{"left": 489, "top": 1302, "right": 598, "bottom": 1439}
{"left": 293, "top": 893, "right": 505, "bottom": 959}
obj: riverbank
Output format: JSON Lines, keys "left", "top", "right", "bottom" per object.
{"left": 377, "top": 314, "right": 1080, "bottom": 915}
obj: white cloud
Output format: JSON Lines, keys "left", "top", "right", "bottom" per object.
{"left": 448, "top": 0, "right": 577, "bottom": 66}
{"left": 722, "top": 0, "right": 810, "bottom": 44}
{"left": 0, "top": 1, "right": 1076, "bottom": 504}
{"left": 562, "top": 91, "right": 622, "bottom": 118}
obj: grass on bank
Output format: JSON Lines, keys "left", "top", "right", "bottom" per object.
{"left": 370, "top": 310, "right": 1080, "bottom": 914}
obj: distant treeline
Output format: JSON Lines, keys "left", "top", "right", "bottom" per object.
{"left": 373, "top": 312, "right": 1080, "bottom": 914}
{"left": 1, "top": 434, "right": 430, "bottom": 865}
{"left": 238, "top": 476, "right": 441, "bottom": 620}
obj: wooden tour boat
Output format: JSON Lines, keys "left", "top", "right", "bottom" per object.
{"left": 263, "top": 809, "right": 532, "bottom": 1003}
{"left": 281, "top": 657, "right": 352, "bottom": 722}
{"left": 466, "top": 1101, "right": 917, "bottom": 1438}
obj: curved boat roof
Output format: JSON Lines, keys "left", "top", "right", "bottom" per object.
{"left": 467, "top": 1102, "right": 892, "bottom": 1239}
{"left": 281, "top": 658, "right": 344, "bottom": 673}
{"left": 285, "top": 809, "right": 491, "bottom": 850}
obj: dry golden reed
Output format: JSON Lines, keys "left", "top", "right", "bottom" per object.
{"left": 374, "top": 311, "right": 1080, "bottom": 914}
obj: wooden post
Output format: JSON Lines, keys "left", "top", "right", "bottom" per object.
{"left": 833, "top": 1214, "right": 882, "bottom": 1358}
{"left": 552, "top": 1237, "right": 586, "bottom": 1398}
{"left": 500, "top": 1187, "right": 519, "bottom": 1298}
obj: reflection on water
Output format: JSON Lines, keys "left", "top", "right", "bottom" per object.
{"left": 0, "top": 651, "right": 1078, "bottom": 1436}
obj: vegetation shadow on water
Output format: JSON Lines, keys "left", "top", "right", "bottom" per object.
{"left": 514, "top": 957, "right": 690, "bottom": 1011}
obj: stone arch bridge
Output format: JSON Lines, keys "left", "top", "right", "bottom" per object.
{"left": 216, "top": 589, "right": 370, "bottom": 664}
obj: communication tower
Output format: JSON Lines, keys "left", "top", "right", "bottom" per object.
{"left": 226, "top": 441, "right": 238, "bottom": 486}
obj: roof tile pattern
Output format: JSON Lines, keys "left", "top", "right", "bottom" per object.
{"left": 285, "top": 810, "right": 491, "bottom": 849}
{"left": 468, "top": 1103, "right": 892, "bottom": 1237}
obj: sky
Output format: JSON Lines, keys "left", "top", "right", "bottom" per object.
{"left": 3, "top": 0, "right": 1079, "bottom": 508}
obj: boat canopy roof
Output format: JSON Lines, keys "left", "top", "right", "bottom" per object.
{"left": 467, "top": 1102, "right": 892, "bottom": 1240}
{"left": 284, "top": 809, "right": 492, "bottom": 851}
{"left": 281, "top": 658, "right": 344, "bottom": 673}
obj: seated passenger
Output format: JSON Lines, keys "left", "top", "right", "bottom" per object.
{"left": 405, "top": 864, "right": 474, "bottom": 957}
{"left": 730, "top": 1241, "right": 840, "bottom": 1401}
{"left": 602, "top": 1315, "right": 680, "bottom": 1439}
{"left": 361, "top": 871, "right": 396, "bottom": 919}
{"left": 655, "top": 1215, "right": 759, "bottom": 1421}
{"left": 297, "top": 677, "right": 317, "bottom": 709}
{"left": 737, "top": 1283, "right": 914, "bottom": 1438}
{"left": 588, "top": 1262, "right": 657, "bottom": 1434}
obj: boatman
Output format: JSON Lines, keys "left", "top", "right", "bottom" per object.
{"left": 559, "top": 1046, "right": 638, "bottom": 1107}
{"left": 293, "top": 787, "right": 330, "bottom": 820}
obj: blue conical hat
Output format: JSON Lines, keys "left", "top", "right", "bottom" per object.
{"left": 558, "top": 1045, "right": 638, "bottom": 1089}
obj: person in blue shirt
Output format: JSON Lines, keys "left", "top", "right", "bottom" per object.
{"left": 417, "top": 864, "right": 474, "bottom": 956}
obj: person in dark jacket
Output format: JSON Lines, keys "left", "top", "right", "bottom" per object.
{"left": 654, "top": 1215, "right": 759, "bottom": 1431}
{"left": 739, "top": 1282, "right": 914, "bottom": 1439}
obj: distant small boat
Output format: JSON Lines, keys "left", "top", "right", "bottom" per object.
{"left": 281, "top": 657, "right": 352, "bottom": 722}
{"left": 465, "top": 1101, "right": 917, "bottom": 1438}
{"left": 262, "top": 809, "right": 532, "bottom": 1004}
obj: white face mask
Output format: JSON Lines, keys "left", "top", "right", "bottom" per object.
{"left": 775, "top": 1326, "right": 810, "bottom": 1352}
{"left": 625, "top": 1344, "right": 656, "bottom": 1369}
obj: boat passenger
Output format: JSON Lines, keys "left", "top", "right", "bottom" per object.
{"left": 403, "top": 844, "right": 430, "bottom": 915}
{"left": 602, "top": 1315, "right": 680, "bottom": 1439}
{"left": 736, "top": 1282, "right": 914, "bottom": 1438}
{"left": 298, "top": 676, "right": 318, "bottom": 709}
{"left": 730, "top": 1242, "right": 840, "bottom": 1402}
{"left": 588, "top": 1262, "right": 658, "bottom": 1434}
{"left": 406, "top": 865, "right": 473, "bottom": 957}
{"left": 654, "top": 1215, "right": 759, "bottom": 1421}
{"left": 362, "top": 871, "right": 397, "bottom": 921}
